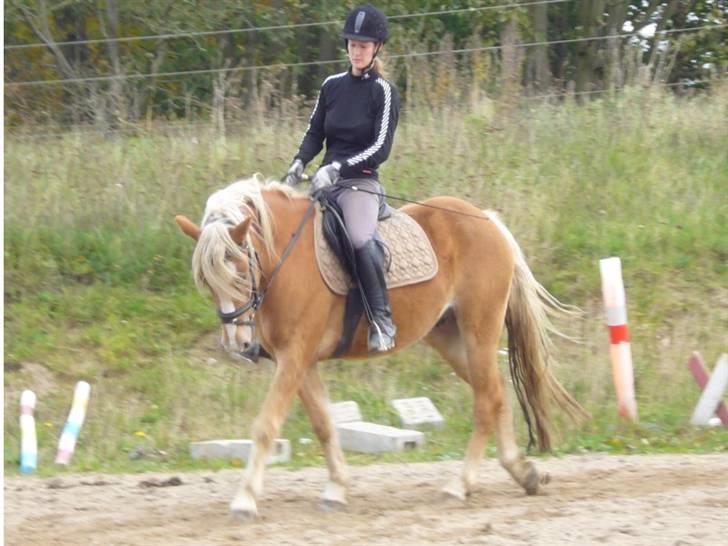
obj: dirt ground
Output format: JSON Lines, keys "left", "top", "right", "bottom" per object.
{"left": 5, "top": 453, "right": 728, "bottom": 546}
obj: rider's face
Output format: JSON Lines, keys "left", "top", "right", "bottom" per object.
{"left": 348, "top": 40, "right": 378, "bottom": 75}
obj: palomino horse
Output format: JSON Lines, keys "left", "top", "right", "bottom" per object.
{"left": 175, "top": 176, "right": 586, "bottom": 521}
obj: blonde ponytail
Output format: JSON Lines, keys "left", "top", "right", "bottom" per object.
{"left": 373, "top": 55, "right": 387, "bottom": 78}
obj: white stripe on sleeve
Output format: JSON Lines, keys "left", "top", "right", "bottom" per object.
{"left": 346, "top": 77, "right": 392, "bottom": 166}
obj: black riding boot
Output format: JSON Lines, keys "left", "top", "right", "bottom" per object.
{"left": 355, "top": 240, "right": 397, "bottom": 352}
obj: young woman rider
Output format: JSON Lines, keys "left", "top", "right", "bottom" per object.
{"left": 283, "top": 4, "right": 400, "bottom": 352}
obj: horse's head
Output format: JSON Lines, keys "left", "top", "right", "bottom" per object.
{"left": 176, "top": 213, "right": 260, "bottom": 359}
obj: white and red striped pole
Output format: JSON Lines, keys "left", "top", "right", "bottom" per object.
{"left": 599, "top": 257, "right": 638, "bottom": 421}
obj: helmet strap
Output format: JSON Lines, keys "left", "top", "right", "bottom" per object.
{"left": 363, "top": 43, "right": 382, "bottom": 74}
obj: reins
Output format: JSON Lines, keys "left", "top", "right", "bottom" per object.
{"left": 263, "top": 199, "right": 318, "bottom": 296}
{"left": 348, "top": 185, "right": 493, "bottom": 221}
{"left": 217, "top": 198, "right": 317, "bottom": 326}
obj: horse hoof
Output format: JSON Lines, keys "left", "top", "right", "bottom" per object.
{"left": 231, "top": 509, "right": 259, "bottom": 524}
{"left": 230, "top": 494, "right": 259, "bottom": 523}
{"left": 319, "top": 499, "right": 348, "bottom": 513}
{"left": 441, "top": 480, "right": 468, "bottom": 502}
{"left": 523, "top": 467, "right": 540, "bottom": 496}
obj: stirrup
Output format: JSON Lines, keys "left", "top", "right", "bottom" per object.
{"left": 368, "top": 321, "right": 396, "bottom": 352}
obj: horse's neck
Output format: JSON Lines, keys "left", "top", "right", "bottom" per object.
{"left": 257, "top": 190, "right": 313, "bottom": 273}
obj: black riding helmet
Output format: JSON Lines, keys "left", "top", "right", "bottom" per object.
{"left": 341, "top": 4, "right": 389, "bottom": 44}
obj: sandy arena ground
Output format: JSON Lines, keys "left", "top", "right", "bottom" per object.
{"left": 5, "top": 453, "right": 728, "bottom": 545}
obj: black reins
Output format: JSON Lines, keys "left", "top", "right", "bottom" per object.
{"left": 216, "top": 199, "right": 317, "bottom": 325}
{"left": 347, "top": 185, "right": 493, "bottom": 221}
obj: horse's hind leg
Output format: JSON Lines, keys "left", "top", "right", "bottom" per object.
{"left": 426, "top": 311, "right": 496, "bottom": 500}
{"left": 426, "top": 309, "right": 540, "bottom": 498}
{"left": 455, "top": 336, "right": 506, "bottom": 500}
{"left": 493, "top": 387, "right": 541, "bottom": 495}
{"left": 298, "top": 364, "right": 350, "bottom": 509}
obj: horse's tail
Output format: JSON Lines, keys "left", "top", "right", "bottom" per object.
{"left": 485, "top": 210, "right": 589, "bottom": 452}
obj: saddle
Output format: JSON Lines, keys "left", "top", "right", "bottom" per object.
{"left": 313, "top": 193, "right": 438, "bottom": 356}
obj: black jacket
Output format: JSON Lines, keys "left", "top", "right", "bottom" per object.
{"left": 295, "top": 68, "right": 400, "bottom": 180}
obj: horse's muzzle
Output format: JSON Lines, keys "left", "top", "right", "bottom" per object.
{"left": 240, "top": 342, "right": 261, "bottom": 363}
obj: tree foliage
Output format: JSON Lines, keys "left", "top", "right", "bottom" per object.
{"left": 4, "top": 0, "right": 726, "bottom": 127}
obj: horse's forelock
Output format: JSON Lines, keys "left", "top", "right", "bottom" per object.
{"left": 192, "top": 222, "right": 250, "bottom": 302}
{"left": 201, "top": 176, "right": 282, "bottom": 259}
{"left": 193, "top": 175, "right": 292, "bottom": 303}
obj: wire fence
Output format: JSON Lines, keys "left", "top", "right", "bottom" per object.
{"left": 6, "top": 23, "right": 725, "bottom": 88}
{"left": 5, "top": 1, "right": 724, "bottom": 134}
{"left": 4, "top": 0, "right": 575, "bottom": 51}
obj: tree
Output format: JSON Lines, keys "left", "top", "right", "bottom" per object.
{"left": 4, "top": 1, "right": 725, "bottom": 127}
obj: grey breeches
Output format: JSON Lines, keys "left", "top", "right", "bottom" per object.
{"left": 330, "top": 179, "right": 383, "bottom": 249}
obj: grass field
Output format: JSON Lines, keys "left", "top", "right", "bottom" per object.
{"left": 4, "top": 86, "right": 727, "bottom": 476}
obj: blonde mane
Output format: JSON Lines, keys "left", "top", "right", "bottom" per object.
{"left": 191, "top": 174, "right": 300, "bottom": 302}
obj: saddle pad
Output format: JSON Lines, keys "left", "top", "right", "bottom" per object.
{"left": 314, "top": 204, "right": 438, "bottom": 296}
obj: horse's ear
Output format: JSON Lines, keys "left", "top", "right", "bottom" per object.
{"left": 229, "top": 217, "right": 252, "bottom": 245}
{"left": 175, "top": 215, "right": 201, "bottom": 241}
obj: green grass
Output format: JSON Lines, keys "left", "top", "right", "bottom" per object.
{"left": 4, "top": 87, "right": 728, "bottom": 476}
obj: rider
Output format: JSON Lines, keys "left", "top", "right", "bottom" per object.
{"left": 283, "top": 3, "right": 400, "bottom": 352}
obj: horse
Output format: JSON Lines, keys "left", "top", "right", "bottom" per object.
{"left": 175, "top": 175, "right": 587, "bottom": 521}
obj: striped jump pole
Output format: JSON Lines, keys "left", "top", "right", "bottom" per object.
{"left": 599, "top": 257, "right": 638, "bottom": 421}
{"left": 20, "top": 390, "right": 38, "bottom": 474}
{"left": 55, "top": 381, "right": 91, "bottom": 465}
{"left": 689, "top": 353, "right": 728, "bottom": 427}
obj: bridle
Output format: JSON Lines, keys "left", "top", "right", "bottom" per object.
{"left": 214, "top": 199, "right": 318, "bottom": 331}
{"left": 216, "top": 243, "right": 262, "bottom": 327}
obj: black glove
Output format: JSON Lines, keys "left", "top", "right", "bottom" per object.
{"left": 282, "top": 158, "right": 304, "bottom": 186}
{"left": 310, "top": 162, "right": 341, "bottom": 194}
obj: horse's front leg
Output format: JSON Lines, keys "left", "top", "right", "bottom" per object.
{"left": 230, "top": 358, "right": 306, "bottom": 521}
{"left": 299, "top": 364, "right": 350, "bottom": 510}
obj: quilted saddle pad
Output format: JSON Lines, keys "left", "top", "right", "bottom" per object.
{"left": 313, "top": 205, "right": 438, "bottom": 296}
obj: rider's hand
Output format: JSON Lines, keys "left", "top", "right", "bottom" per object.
{"left": 310, "top": 162, "right": 341, "bottom": 194}
{"left": 282, "top": 158, "right": 304, "bottom": 186}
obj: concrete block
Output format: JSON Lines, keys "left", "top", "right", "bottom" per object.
{"left": 329, "top": 400, "right": 363, "bottom": 424}
{"left": 189, "top": 439, "right": 290, "bottom": 464}
{"left": 335, "top": 421, "right": 425, "bottom": 453}
{"left": 391, "top": 397, "right": 445, "bottom": 429}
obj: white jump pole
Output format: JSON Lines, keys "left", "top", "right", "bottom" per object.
{"left": 20, "top": 390, "right": 38, "bottom": 474}
{"left": 599, "top": 257, "right": 638, "bottom": 421}
{"left": 688, "top": 352, "right": 728, "bottom": 428}
{"left": 55, "top": 381, "right": 91, "bottom": 465}
{"left": 691, "top": 354, "right": 728, "bottom": 426}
